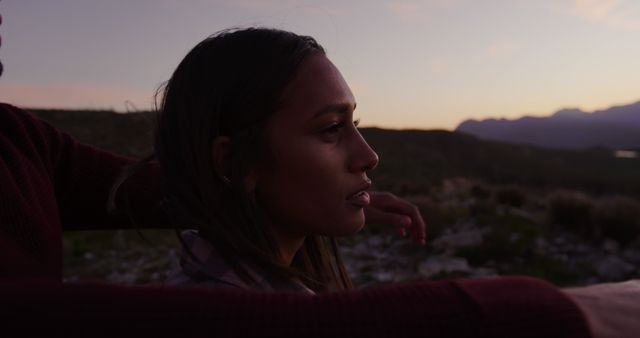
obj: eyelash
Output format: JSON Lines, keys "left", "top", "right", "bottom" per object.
{"left": 322, "top": 118, "right": 361, "bottom": 134}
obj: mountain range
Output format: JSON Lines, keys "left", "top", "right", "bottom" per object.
{"left": 29, "top": 107, "right": 640, "bottom": 197}
{"left": 455, "top": 101, "right": 640, "bottom": 150}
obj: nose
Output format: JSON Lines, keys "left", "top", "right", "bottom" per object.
{"left": 348, "top": 129, "right": 379, "bottom": 173}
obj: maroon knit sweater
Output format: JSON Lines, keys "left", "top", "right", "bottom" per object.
{"left": 0, "top": 103, "right": 591, "bottom": 337}
{"left": 0, "top": 103, "right": 164, "bottom": 279}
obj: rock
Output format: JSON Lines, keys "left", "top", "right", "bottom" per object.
{"left": 108, "top": 270, "right": 137, "bottom": 285}
{"left": 595, "top": 255, "right": 635, "bottom": 281}
{"left": 418, "top": 256, "right": 471, "bottom": 279}
{"left": 509, "top": 233, "right": 522, "bottom": 243}
{"left": 622, "top": 249, "right": 640, "bottom": 265}
{"left": 372, "top": 271, "right": 395, "bottom": 283}
{"left": 553, "top": 236, "right": 566, "bottom": 246}
{"left": 554, "top": 253, "right": 569, "bottom": 263}
{"left": 365, "top": 235, "right": 384, "bottom": 248}
{"left": 534, "top": 237, "right": 549, "bottom": 255}
{"left": 571, "top": 243, "right": 593, "bottom": 255}
{"left": 431, "top": 225, "right": 487, "bottom": 253}
{"left": 442, "top": 178, "right": 474, "bottom": 198}
{"left": 602, "top": 239, "right": 620, "bottom": 254}
{"left": 583, "top": 276, "right": 601, "bottom": 285}
{"left": 505, "top": 208, "right": 538, "bottom": 223}
{"left": 468, "top": 267, "right": 497, "bottom": 278}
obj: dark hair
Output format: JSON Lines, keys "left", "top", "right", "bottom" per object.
{"left": 155, "top": 28, "right": 351, "bottom": 291}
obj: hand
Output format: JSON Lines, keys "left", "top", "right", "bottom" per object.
{"left": 563, "top": 280, "right": 640, "bottom": 338}
{"left": 364, "top": 191, "right": 426, "bottom": 245}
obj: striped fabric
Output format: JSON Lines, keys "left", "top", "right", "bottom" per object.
{"left": 169, "top": 230, "right": 315, "bottom": 295}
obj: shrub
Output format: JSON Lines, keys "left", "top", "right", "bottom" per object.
{"left": 470, "top": 182, "right": 492, "bottom": 200}
{"left": 495, "top": 185, "right": 527, "bottom": 208}
{"left": 405, "top": 195, "right": 451, "bottom": 240}
{"left": 594, "top": 197, "right": 640, "bottom": 246}
{"left": 457, "top": 213, "right": 542, "bottom": 264}
{"left": 508, "top": 255, "right": 581, "bottom": 287}
{"left": 547, "top": 190, "right": 596, "bottom": 238}
{"left": 469, "top": 199, "right": 497, "bottom": 217}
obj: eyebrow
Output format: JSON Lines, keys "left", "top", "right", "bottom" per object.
{"left": 311, "top": 102, "right": 357, "bottom": 120}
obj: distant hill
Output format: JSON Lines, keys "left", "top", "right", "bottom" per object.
{"left": 362, "top": 128, "right": 640, "bottom": 197}
{"left": 29, "top": 108, "right": 640, "bottom": 197}
{"left": 30, "top": 108, "right": 156, "bottom": 158}
{"left": 455, "top": 101, "right": 640, "bottom": 150}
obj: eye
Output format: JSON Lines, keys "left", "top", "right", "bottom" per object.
{"left": 321, "top": 121, "right": 345, "bottom": 135}
{"left": 322, "top": 118, "right": 360, "bottom": 133}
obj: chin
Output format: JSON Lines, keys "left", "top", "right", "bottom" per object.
{"left": 309, "top": 208, "right": 365, "bottom": 237}
{"left": 334, "top": 213, "right": 366, "bottom": 237}
{"left": 350, "top": 222, "right": 366, "bottom": 235}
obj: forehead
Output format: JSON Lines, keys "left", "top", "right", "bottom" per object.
{"left": 276, "top": 55, "right": 355, "bottom": 121}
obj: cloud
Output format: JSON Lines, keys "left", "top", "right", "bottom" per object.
{"left": 570, "top": 0, "right": 640, "bottom": 30}
{"left": 386, "top": 1, "right": 421, "bottom": 14}
{"left": 216, "top": 0, "right": 346, "bottom": 16}
{"left": 385, "top": 0, "right": 462, "bottom": 15}
{"left": 485, "top": 39, "right": 518, "bottom": 58}
{"left": 572, "top": 0, "right": 619, "bottom": 20}
{"left": 217, "top": 0, "right": 300, "bottom": 10}
{"left": 0, "top": 83, "right": 154, "bottom": 111}
{"left": 428, "top": 58, "right": 451, "bottom": 74}
{"left": 428, "top": 0, "right": 464, "bottom": 9}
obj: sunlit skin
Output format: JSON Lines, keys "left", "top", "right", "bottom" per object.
{"left": 253, "top": 54, "right": 377, "bottom": 265}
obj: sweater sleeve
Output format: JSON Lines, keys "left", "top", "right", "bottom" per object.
{"left": 46, "top": 119, "right": 167, "bottom": 231}
{"left": 1, "top": 103, "right": 168, "bottom": 231}
{"left": 0, "top": 276, "right": 591, "bottom": 338}
{"left": 1, "top": 103, "right": 169, "bottom": 278}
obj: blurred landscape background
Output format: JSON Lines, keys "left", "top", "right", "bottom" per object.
{"left": 30, "top": 100, "right": 640, "bottom": 288}
{"left": 3, "top": 0, "right": 639, "bottom": 290}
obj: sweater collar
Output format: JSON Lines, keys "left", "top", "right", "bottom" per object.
{"left": 178, "top": 230, "right": 315, "bottom": 294}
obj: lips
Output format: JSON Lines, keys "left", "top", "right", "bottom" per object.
{"left": 347, "top": 190, "right": 370, "bottom": 207}
{"left": 346, "top": 180, "right": 372, "bottom": 207}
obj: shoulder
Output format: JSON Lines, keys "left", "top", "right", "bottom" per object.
{"left": 171, "top": 230, "right": 254, "bottom": 290}
{"left": 171, "top": 230, "right": 314, "bottom": 293}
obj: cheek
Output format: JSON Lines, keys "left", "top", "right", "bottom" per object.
{"left": 256, "top": 144, "right": 365, "bottom": 237}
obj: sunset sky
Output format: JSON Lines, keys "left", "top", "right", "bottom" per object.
{"left": 0, "top": 0, "right": 639, "bottom": 130}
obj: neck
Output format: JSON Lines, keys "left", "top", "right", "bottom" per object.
{"left": 270, "top": 227, "right": 306, "bottom": 266}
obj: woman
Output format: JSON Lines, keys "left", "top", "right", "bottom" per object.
{"left": 152, "top": 28, "right": 424, "bottom": 293}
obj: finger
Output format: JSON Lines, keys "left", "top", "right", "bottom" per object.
{"left": 395, "top": 202, "right": 425, "bottom": 245}
{"left": 364, "top": 206, "right": 412, "bottom": 237}
{"left": 370, "top": 192, "right": 426, "bottom": 245}
{"left": 408, "top": 205, "right": 427, "bottom": 245}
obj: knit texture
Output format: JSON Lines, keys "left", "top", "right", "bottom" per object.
{"left": 0, "top": 103, "right": 164, "bottom": 279}
{"left": 0, "top": 277, "right": 591, "bottom": 337}
{"left": 0, "top": 103, "right": 592, "bottom": 337}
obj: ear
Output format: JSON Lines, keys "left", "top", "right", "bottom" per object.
{"left": 211, "top": 136, "right": 231, "bottom": 179}
{"left": 243, "top": 173, "right": 257, "bottom": 193}
{"left": 212, "top": 136, "right": 259, "bottom": 193}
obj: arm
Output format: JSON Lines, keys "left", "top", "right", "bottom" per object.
{"left": 564, "top": 280, "right": 640, "bottom": 338}
{"left": 1, "top": 103, "right": 171, "bottom": 278}
{"left": 50, "top": 135, "right": 166, "bottom": 231}
{"left": 0, "top": 276, "right": 591, "bottom": 338}
{"left": 1, "top": 103, "right": 168, "bottom": 231}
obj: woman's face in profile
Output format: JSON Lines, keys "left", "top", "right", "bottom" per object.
{"left": 254, "top": 54, "right": 379, "bottom": 239}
